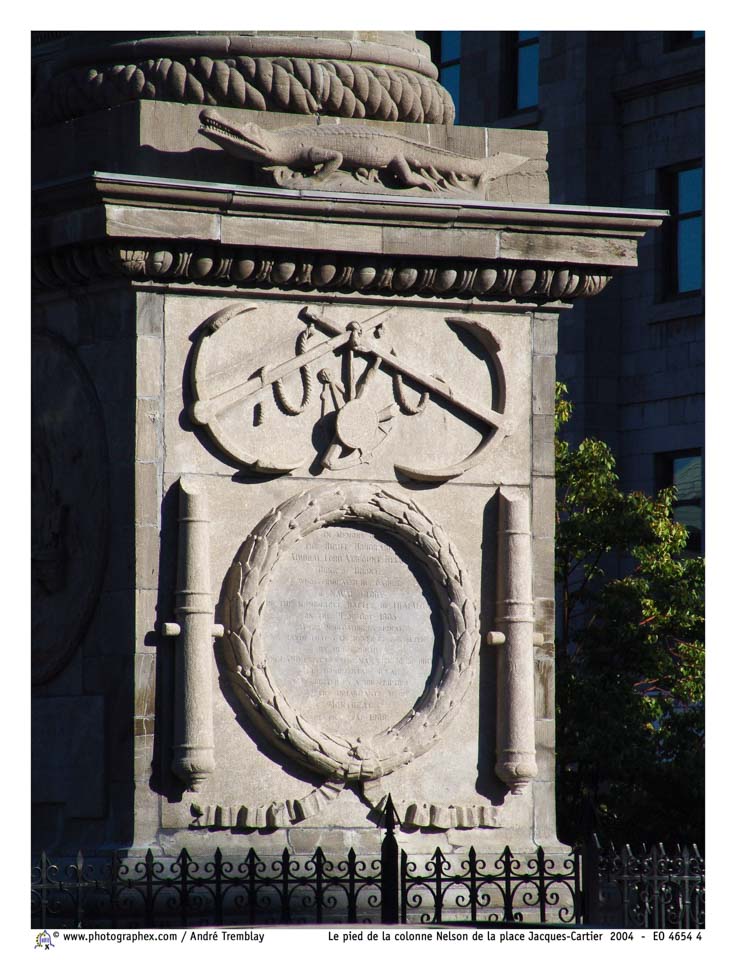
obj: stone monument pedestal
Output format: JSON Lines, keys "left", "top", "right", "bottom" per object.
{"left": 32, "top": 34, "right": 663, "bottom": 876}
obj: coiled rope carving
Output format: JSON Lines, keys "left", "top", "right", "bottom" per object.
{"left": 272, "top": 325, "right": 315, "bottom": 416}
{"left": 222, "top": 484, "right": 479, "bottom": 782}
{"left": 32, "top": 56, "right": 455, "bottom": 127}
{"left": 393, "top": 370, "right": 431, "bottom": 415}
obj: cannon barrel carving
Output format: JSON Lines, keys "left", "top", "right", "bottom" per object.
{"left": 494, "top": 490, "right": 538, "bottom": 794}
{"left": 163, "top": 478, "right": 223, "bottom": 792}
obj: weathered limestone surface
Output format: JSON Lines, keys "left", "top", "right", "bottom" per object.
{"left": 31, "top": 32, "right": 663, "bottom": 859}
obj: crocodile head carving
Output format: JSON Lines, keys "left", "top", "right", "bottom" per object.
{"left": 199, "top": 108, "right": 275, "bottom": 162}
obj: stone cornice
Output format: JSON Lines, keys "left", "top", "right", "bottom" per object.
{"left": 33, "top": 172, "right": 665, "bottom": 239}
{"left": 32, "top": 238, "right": 615, "bottom": 304}
{"left": 32, "top": 174, "right": 664, "bottom": 304}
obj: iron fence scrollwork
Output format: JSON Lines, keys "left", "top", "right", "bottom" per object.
{"left": 400, "top": 844, "right": 581, "bottom": 925}
{"left": 32, "top": 843, "right": 384, "bottom": 929}
{"left": 31, "top": 797, "right": 703, "bottom": 929}
{"left": 585, "top": 836, "right": 704, "bottom": 929}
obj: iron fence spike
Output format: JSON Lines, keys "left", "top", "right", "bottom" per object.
{"left": 383, "top": 793, "right": 399, "bottom": 832}
{"left": 27, "top": 838, "right": 703, "bottom": 929}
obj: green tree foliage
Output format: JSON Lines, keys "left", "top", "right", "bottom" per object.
{"left": 555, "top": 384, "right": 704, "bottom": 846}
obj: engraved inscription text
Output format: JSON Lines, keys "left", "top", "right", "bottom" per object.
{"left": 262, "top": 525, "right": 437, "bottom": 740}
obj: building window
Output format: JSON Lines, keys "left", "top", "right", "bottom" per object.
{"left": 507, "top": 31, "right": 540, "bottom": 112}
{"left": 655, "top": 450, "right": 703, "bottom": 552}
{"left": 662, "top": 162, "right": 704, "bottom": 296}
{"left": 417, "top": 31, "right": 462, "bottom": 121}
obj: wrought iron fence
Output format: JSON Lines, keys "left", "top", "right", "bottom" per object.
{"left": 584, "top": 837, "right": 705, "bottom": 929}
{"left": 31, "top": 798, "right": 704, "bottom": 929}
{"left": 401, "top": 846, "right": 581, "bottom": 925}
{"left": 31, "top": 846, "right": 383, "bottom": 929}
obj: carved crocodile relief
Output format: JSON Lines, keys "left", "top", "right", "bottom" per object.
{"left": 199, "top": 108, "right": 528, "bottom": 192}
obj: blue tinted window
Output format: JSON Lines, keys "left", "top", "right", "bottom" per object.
{"left": 517, "top": 42, "right": 539, "bottom": 109}
{"left": 678, "top": 167, "right": 703, "bottom": 215}
{"left": 668, "top": 163, "right": 704, "bottom": 295}
{"left": 657, "top": 451, "right": 703, "bottom": 553}
{"left": 434, "top": 31, "right": 462, "bottom": 123}
{"left": 518, "top": 30, "right": 540, "bottom": 41}
{"left": 441, "top": 31, "right": 461, "bottom": 61}
{"left": 672, "top": 456, "right": 702, "bottom": 501}
{"left": 677, "top": 216, "right": 704, "bottom": 293}
{"left": 441, "top": 63, "right": 461, "bottom": 117}
{"left": 673, "top": 455, "right": 703, "bottom": 551}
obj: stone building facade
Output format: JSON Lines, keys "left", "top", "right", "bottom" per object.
{"left": 418, "top": 30, "right": 705, "bottom": 549}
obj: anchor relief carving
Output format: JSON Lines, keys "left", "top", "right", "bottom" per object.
{"left": 189, "top": 302, "right": 508, "bottom": 481}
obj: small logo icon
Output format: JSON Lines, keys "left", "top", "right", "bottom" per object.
{"left": 34, "top": 930, "right": 55, "bottom": 949}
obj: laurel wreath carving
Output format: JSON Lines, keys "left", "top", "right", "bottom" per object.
{"left": 222, "top": 484, "right": 479, "bottom": 782}
{"left": 32, "top": 56, "right": 454, "bottom": 128}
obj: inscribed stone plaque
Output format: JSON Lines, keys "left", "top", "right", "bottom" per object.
{"left": 261, "top": 524, "right": 438, "bottom": 741}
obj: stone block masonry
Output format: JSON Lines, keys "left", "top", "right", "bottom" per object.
{"left": 32, "top": 31, "right": 663, "bottom": 863}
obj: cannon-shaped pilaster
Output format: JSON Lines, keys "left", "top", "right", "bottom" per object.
{"left": 493, "top": 489, "right": 538, "bottom": 794}
{"left": 163, "top": 478, "right": 223, "bottom": 792}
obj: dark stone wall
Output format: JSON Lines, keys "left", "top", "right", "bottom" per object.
{"left": 31, "top": 289, "right": 139, "bottom": 852}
